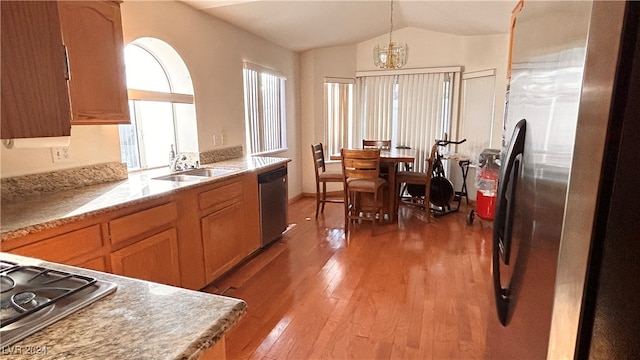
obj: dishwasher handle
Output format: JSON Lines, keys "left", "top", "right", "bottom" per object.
{"left": 258, "top": 166, "right": 287, "bottom": 183}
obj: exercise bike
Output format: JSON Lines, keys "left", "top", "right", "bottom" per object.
{"left": 406, "top": 135, "right": 469, "bottom": 217}
{"left": 405, "top": 137, "right": 467, "bottom": 217}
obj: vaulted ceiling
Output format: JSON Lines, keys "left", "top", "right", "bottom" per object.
{"left": 181, "top": 0, "right": 518, "bottom": 52}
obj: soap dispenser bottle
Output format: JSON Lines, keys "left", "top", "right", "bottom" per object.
{"left": 169, "top": 144, "right": 176, "bottom": 162}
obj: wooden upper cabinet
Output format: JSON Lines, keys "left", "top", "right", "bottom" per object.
{"left": 0, "top": 1, "right": 71, "bottom": 139}
{"left": 58, "top": 1, "right": 130, "bottom": 125}
{"left": 507, "top": 0, "right": 525, "bottom": 80}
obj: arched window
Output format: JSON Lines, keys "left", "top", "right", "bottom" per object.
{"left": 119, "top": 37, "right": 197, "bottom": 170}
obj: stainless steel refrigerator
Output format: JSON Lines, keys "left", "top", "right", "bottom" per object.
{"left": 486, "top": 1, "right": 640, "bottom": 358}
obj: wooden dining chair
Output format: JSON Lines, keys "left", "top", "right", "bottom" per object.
{"left": 311, "top": 143, "right": 343, "bottom": 218}
{"left": 362, "top": 139, "right": 391, "bottom": 150}
{"left": 341, "top": 149, "right": 387, "bottom": 238}
{"left": 363, "top": 140, "right": 392, "bottom": 177}
{"left": 395, "top": 145, "right": 414, "bottom": 196}
{"left": 395, "top": 143, "right": 437, "bottom": 222}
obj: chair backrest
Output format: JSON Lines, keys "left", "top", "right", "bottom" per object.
{"left": 311, "top": 143, "right": 327, "bottom": 179}
{"left": 362, "top": 139, "right": 391, "bottom": 150}
{"left": 341, "top": 149, "right": 381, "bottom": 180}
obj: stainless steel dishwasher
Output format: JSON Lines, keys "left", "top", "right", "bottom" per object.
{"left": 258, "top": 166, "right": 288, "bottom": 247}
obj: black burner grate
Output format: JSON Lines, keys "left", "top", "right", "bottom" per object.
{"left": 1, "top": 265, "right": 97, "bottom": 327}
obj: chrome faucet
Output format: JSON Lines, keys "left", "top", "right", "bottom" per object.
{"left": 169, "top": 154, "right": 187, "bottom": 172}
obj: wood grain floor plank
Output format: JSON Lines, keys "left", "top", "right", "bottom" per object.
{"left": 205, "top": 197, "right": 494, "bottom": 359}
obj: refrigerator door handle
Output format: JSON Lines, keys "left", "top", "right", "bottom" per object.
{"left": 492, "top": 119, "right": 526, "bottom": 325}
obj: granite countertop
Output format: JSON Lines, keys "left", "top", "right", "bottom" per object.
{"left": 1, "top": 156, "right": 290, "bottom": 242}
{"left": 0, "top": 252, "right": 246, "bottom": 359}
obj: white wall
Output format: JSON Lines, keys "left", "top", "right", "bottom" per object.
{"left": 1, "top": 2, "right": 508, "bottom": 203}
{"left": 300, "top": 45, "right": 357, "bottom": 194}
{"left": 1, "top": 0, "right": 303, "bottom": 199}
{"left": 122, "top": 1, "right": 301, "bottom": 197}
{"left": 356, "top": 27, "right": 464, "bottom": 71}
{"left": 299, "top": 27, "right": 509, "bottom": 195}
{"left": 0, "top": 126, "right": 121, "bottom": 178}
{"left": 122, "top": 1, "right": 302, "bottom": 198}
{"left": 461, "top": 34, "right": 510, "bottom": 149}
{"left": 122, "top": 1, "right": 297, "bottom": 151}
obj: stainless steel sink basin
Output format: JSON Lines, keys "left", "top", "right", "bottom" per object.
{"left": 152, "top": 168, "right": 235, "bottom": 182}
{"left": 182, "top": 168, "right": 235, "bottom": 177}
{"left": 153, "top": 174, "right": 205, "bottom": 182}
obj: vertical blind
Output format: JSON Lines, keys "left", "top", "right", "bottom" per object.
{"left": 325, "top": 79, "right": 353, "bottom": 158}
{"left": 459, "top": 71, "right": 496, "bottom": 160}
{"left": 243, "top": 63, "right": 286, "bottom": 155}
{"left": 354, "top": 75, "right": 395, "bottom": 144}
{"left": 354, "top": 71, "right": 456, "bottom": 172}
{"left": 396, "top": 72, "right": 452, "bottom": 171}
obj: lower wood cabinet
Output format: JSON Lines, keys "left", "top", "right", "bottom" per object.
{"left": 201, "top": 202, "right": 244, "bottom": 283}
{"left": 110, "top": 228, "right": 181, "bottom": 287}
{"left": 9, "top": 224, "right": 103, "bottom": 267}
{"left": 77, "top": 256, "right": 108, "bottom": 272}
{"left": 109, "top": 202, "right": 178, "bottom": 247}
{"left": 6, "top": 169, "right": 268, "bottom": 290}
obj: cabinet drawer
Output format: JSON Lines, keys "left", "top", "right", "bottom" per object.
{"left": 109, "top": 202, "right": 177, "bottom": 245}
{"left": 199, "top": 182, "right": 243, "bottom": 213}
{"left": 11, "top": 224, "right": 102, "bottom": 263}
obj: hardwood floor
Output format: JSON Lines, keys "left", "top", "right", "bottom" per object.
{"left": 204, "top": 197, "right": 495, "bottom": 359}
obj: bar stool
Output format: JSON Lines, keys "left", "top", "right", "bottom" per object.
{"left": 311, "top": 143, "right": 343, "bottom": 218}
{"left": 341, "top": 148, "right": 387, "bottom": 239}
{"left": 363, "top": 140, "right": 391, "bottom": 178}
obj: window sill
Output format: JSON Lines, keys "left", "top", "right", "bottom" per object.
{"left": 251, "top": 148, "right": 288, "bottom": 157}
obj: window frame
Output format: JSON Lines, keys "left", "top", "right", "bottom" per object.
{"left": 120, "top": 41, "right": 195, "bottom": 171}
{"left": 243, "top": 62, "right": 287, "bottom": 156}
{"left": 324, "top": 77, "right": 354, "bottom": 161}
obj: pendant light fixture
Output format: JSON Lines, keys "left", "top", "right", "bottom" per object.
{"left": 373, "top": 0, "right": 408, "bottom": 69}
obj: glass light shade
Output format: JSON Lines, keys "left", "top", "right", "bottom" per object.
{"left": 373, "top": 42, "right": 408, "bottom": 69}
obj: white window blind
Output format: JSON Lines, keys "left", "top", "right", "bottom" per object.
{"left": 243, "top": 63, "right": 287, "bottom": 155}
{"left": 325, "top": 78, "right": 353, "bottom": 158}
{"left": 354, "top": 75, "right": 395, "bottom": 144}
{"left": 396, "top": 72, "right": 453, "bottom": 171}
{"left": 354, "top": 70, "right": 457, "bottom": 172}
{"left": 459, "top": 70, "right": 496, "bottom": 160}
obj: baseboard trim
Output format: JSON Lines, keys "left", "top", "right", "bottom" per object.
{"left": 289, "top": 193, "right": 304, "bottom": 204}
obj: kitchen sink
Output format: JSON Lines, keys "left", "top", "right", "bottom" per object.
{"left": 182, "top": 168, "right": 235, "bottom": 177}
{"left": 152, "top": 168, "right": 235, "bottom": 182}
{"left": 152, "top": 174, "right": 205, "bottom": 182}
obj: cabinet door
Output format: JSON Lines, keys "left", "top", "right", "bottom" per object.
{"left": 201, "top": 202, "right": 244, "bottom": 283}
{"left": 58, "top": 1, "right": 129, "bottom": 125}
{"left": 0, "top": 1, "right": 71, "bottom": 139}
{"left": 76, "top": 256, "right": 108, "bottom": 272}
{"left": 110, "top": 228, "right": 181, "bottom": 287}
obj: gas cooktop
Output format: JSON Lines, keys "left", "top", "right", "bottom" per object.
{"left": 0, "top": 259, "right": 117, "bottom": 348}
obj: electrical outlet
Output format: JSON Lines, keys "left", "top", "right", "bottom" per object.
{"left": 213, "top": 134, "right": 219, "bottom": 146}
{"left": 221, "top": 134, "right": 226, "bottom": 145}
{"left": 51, "top": 147, "right": 71, "bottom": 163}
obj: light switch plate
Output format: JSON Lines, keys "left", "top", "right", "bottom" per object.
{"left": 51, "top": 147, "right": 71, "bottom": 163}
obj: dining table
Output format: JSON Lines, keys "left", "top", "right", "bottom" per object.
{"left": 331, "top": 148, "right": 416, "bottom": 222}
